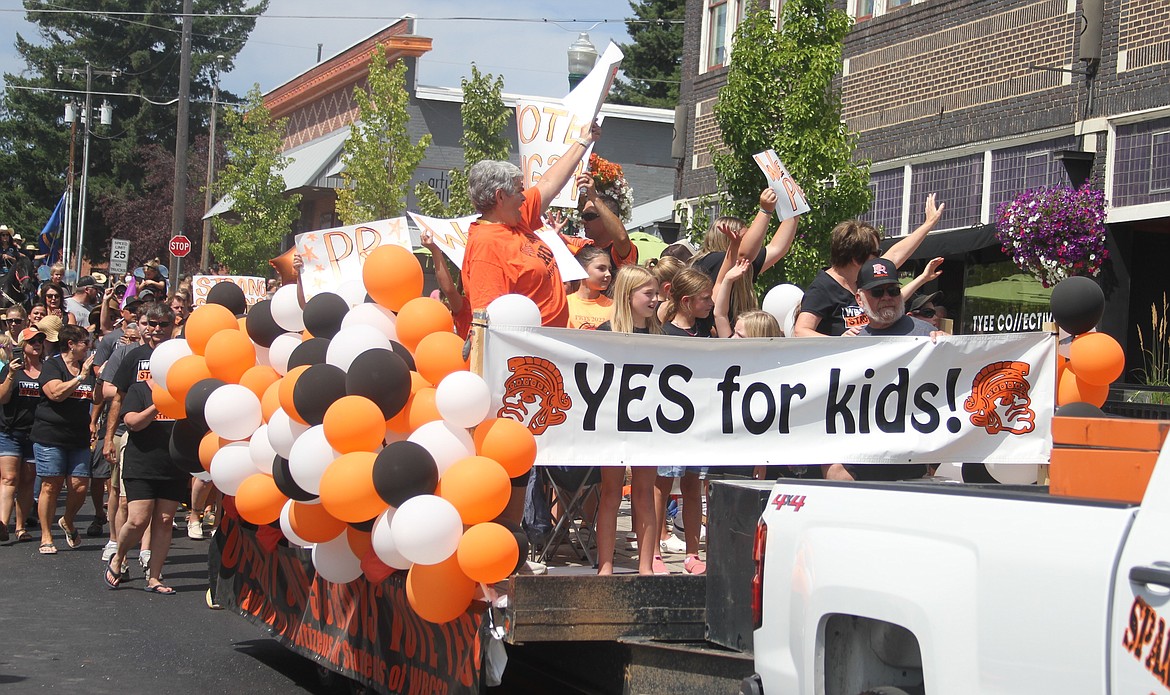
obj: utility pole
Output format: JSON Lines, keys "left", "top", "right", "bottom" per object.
{"left": 200, "top": 55, "right": 224, "bottom": 272}
{"left": 170, "top": 0, "right": 194, "bottom": 283}
{"left": 59, "top": 63, "right": 117, "bottom": 280}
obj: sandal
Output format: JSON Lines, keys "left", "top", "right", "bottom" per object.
{"left": 144, "top": 583, "right": 176, "bottom": 595}
{"left": 15, "top": 529, "right": 32, "bottom": 543}
{"left": 58, "top": 518, "right": 81, "bottom": 549}
{"left": 104, "top": 562, "right": 121, "bottom": 590}
{"left": 39, "top": 543, "right": 58, "bottom": 555}
{"left": 683, "top": 554, "right": 706, "bottom": 575}
{"left": 652, "top": 555, "right": 669, "bottom": 575}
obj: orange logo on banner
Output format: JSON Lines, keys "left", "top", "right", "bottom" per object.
{"left": 497, "top": 356, "right": 572, "bottom": 435}
{"left": 963, "top": 361, "right": 1036, "bottom": 435}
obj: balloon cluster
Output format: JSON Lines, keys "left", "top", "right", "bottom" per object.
{"left": 159, "top": 247, "right": 539, "bottom": 624}
{"left": 1050, "top": 276, "right": 1122, "bottom": 408}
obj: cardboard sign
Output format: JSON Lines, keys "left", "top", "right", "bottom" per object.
{"left": 407, "top": 212, "right": 477, "bottom": 268}
{"left": 192, "top": 275, "right": 267, "bottom": 307}
{"left": 295, "top": 218, "right": 411, "bottom": 299}
{"left": 534, "top": 228, "right": 588, "bottom": 281}
{"left": 753, "top": 150, "right": 811, "bottom": 221}
{"left": 484, "top": 327, "right": 1055, "bottom": 466}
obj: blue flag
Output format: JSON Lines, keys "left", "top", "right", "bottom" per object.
{"left": 39, "top": 192, "right": 65, "bottom": 265}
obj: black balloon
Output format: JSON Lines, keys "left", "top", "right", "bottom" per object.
{"left": 184, "top": 378, "right": 227, "bottom": 430}
{"left": 272, "top": 456, "right": 317, "bottom": 502}
{"left": 206, "top": 281, "right": 248, "bottom": 316}
{"left": 288, "top": 337, "right": 330, "bottom": 370}
{"left": 292, "top": 363, "right": 347, "bottom": 426}
{"left": 169, "top": 418, "right": 208, "bottom": 474}
{"left": 388, "top": 340, "right": 416, "bottom": 371}
{"left": 302, "top": 292, "right": 349, "bottom": 340}
{"left": 349, "top": 517, "right": 377, "bottom": 532}
{"left": 1050, "top": 276, "right": 1104, "bottom": 335}
{"left": 372, "top": 441, "right": 438, "bottom": 507}
{"left": 1056, "top": 402, "right": 1109, "bottom": 418}
{"left": 346, "top": 349, "right": 411, "bottom": 419}
{"left": 245, "top": 300, "right": 285, "bottom": 348}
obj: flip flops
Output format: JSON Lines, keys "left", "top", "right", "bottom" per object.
{"left": 39, "top": 543, "right": 57, "bottom": 555}
{"left": 143, "top": 583, "right": 176, "bottom": 595}
{"left": 15, "top": 529, "right": 32, "bottom": 543}
{"left": 57, "top": 518, "right": 81, "bottom": 549}
{"left": 104, "top": 562, "right": 121, "bottom": 590}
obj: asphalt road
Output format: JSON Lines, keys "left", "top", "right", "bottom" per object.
{"left": 0, "top": 507, "right": 333, "bottom": 694}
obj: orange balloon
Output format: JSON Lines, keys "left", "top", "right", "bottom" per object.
{"left": 237, "top": 316, "right": 248, "bottom": 332}
{"left": 407, "top": 388, "right": 442, "bottom": 431}
{"left": 457, "top": 522, "right": 519, "bottom": 584}
{"left": 406, "top": 554, "right": 475, "bottom": 624}
{"left": 166, "top": 354, "right": 211, "bottom": 404}
{"left": 473, "top": 418, "right": 537, "bottom": 478}
{"left": 301, "top": 329, "right": 314, "bottom": 341}
{"left": 396, "top": 297, "right": 455, "bottom": 353}
{"left": 347, "top": 527, "right": 372, "bottom": 560}
{"left": 185, "top": 304, "right": 239, "bottom": 356}
{"left": 261, "top": 378, "right": 283, "bottom": 422}
{"left": 386, "top": 372, "right": 432, "bottom": 434}
{"left": 363, "top": 245, "right": 423, "bottom": 312}
{"left": 235, "top": 474, "right": 289, "bottom": 526}
{"left": 199, "top": 431, "right": 230, "bottom": 472}
{"left": 319, "top": 451, "right": 386, "bottom": 523}
{"left": 1068, "top": 332, "right": 1124, "bottom": 386}
{"left": 278, "top": 365, "right": 312, "bottom": 425}
{"left": 414, "top": 332, "right": 469, "bottom": 385}
{"left": 205, "top": 329, "right": 258, "bottom": 384}
{"left": 438, "top": 455, "right": 510, "bottom": 525}
{"left": 288, "top": 500, "right": 347, "bottom": 543}
{"left": 323, "top": 396, "right": 387, "bottom": 453}
{"left": 1058, "top": 367, "right": 1109, "bottom": 407}
{"left": 270, "top": 247, "right": 299, "bottom": 286}
{"left": 151, "top": 384, "right": 187, "bottom": 420}
{"left": 241, "top": 365, "right": 281, "bottom": 401}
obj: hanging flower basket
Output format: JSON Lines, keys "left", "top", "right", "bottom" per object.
{"left": 588, "top": 153, "right": 634, "bottom": 222}
{"left": 994, "top": 183, "right": 1109, "bottom": 288}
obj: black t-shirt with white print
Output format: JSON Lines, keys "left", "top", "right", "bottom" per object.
{"left": 0, "top": 364, "right": 42, "bottom": 433}
{"left": 31, "top": 355, "right": 95, "bottom": 448}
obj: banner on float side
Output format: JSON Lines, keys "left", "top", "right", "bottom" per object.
{"left": 192, "top": 275, "right": 267, "bottom": 307}
{"left": 482, "top": 327, "right": 1055, "bottom": 466}
{"left": 752, "top": 149, "right": 811, "bottom": 221}
{"left": 295, "top": 217, "right": 411, "bottom": 299}
{"left": 408, "top": 212, "right": 588, "bottom": 281}
{"left": 216, "top": 514, "right": 485, "bottom": 695}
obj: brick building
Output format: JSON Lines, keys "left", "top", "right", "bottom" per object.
{"left": 677, "top": 0, "right": 1170, "bottom": 373}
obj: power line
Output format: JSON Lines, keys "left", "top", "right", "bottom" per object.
{"left": 2, "top": 8, "right": 682, "bottom": 24}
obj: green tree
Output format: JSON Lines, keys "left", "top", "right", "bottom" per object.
{"left": 337, "top": 46, "right": 430, "bottom": 225}
{"left": 713, "top": 3, "right": 871, "bottom": 288}
{"left": 211, "top": 86, "right": 299, "bottom": 275}
{"left": 0, "top": 0, "right": 265, "bottom": 260}
{"left": 611, "top": 0, "right": 685, "bottom": 109}
{"left": 415, "top": 64, "right": 512, "bottom": 218}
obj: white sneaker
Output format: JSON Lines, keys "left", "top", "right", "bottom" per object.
{"left": 187, "top": 517, "right": 204, "bottom": 540}
{"left": 139, "top": 550, "right": 152, "bottom": 579}
{"left": 660, "top": 535, "right": 687, "bottom": 554}
{"left": 517, "top": 560, "right": 547, "bottom": 576}
{"left": 101, "top": 540, "right": 118, "bottom": 562}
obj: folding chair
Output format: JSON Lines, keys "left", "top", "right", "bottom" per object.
{"left": 534, "top": 466, "right": 601, "bottom": 566}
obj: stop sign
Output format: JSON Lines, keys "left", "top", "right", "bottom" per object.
{"left": 169, "top": 234, "right": 192, "bottom": 258}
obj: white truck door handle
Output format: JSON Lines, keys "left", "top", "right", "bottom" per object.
{"left": 1129, "top": 565, "right": 1170, "bottom": 590}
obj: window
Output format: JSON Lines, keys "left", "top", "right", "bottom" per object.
{"left": 860, "top": 169, "right": 904, "bottom": 236}
{"left": 989, "top": 137, "right": 1075, "bottom": 212}
{"left": 1151, "top": 131, "right": 1170, "bottom": 193}
{"left": 1113, "top": 119, "right": 1170, "bottom": 206}
{"left": 910, "top": 155, "right": 984, "bottom": 230}
{"left": 706, "top": 0, "right": 729, "bottom": 69}
{"left": 850, "top": 0, "right": 916, "bottom": 21}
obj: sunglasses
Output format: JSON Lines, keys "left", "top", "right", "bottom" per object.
{"left": 28, "top": 337, "right": 45, "bottom": 344}
{"left": 7, "top": 318, "right": 24, "bottom": 324}
{"left": 912, "top": 307, "right": 937, "bottom": 318}
{"left": 865, "top": 286, "right": 901, "bottom": 298}
{"left": 44, "top": 294, "right": 60, "bottom": 299}
{"left": 580, "top": 212, "right": 601, "bottom": 222}
{"left": 146, "top": 320, "right": 172, "bottom": 328}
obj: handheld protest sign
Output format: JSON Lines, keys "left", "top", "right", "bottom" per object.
{"left": 753, "top": 149, "right": 810, "bottom": 221}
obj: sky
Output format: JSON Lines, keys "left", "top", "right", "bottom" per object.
{"left": 0, "top": 1, "right": 638, "bottom": 101}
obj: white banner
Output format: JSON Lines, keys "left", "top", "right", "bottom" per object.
{"left": 192, "top": 275, "right": 267, "bottom": 307}
{"left": 753, "top": 149, "right": 811, "bottom": 221}
{"left": 408, "top": 212, "right": 587, "bottom": 281}
{"left": 483, "top": 327, "right": 1055, "bottom": 466}
{"left": 295, "top": 218, "right": 411, "bottom": 299}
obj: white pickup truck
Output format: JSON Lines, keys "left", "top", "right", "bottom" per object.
{"left": 741, "top": 426, "right": 1170, "bottom": 695}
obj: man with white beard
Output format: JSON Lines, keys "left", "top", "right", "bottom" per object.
{"left": 852, "top": 258, "right": 935, "bottom": 337}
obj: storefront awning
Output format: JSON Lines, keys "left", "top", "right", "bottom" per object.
{"left": 880, "top": 223, "right": 999, "bottom": 260}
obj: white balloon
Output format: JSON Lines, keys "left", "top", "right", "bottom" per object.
{"left": 761, "top": 284, "right": 805, "bottom": 338}
{"left": 249, "top": 424, "right": 278, "bottom": 474}
{"left": 312, "top": 534, "right": 363, "bottom": 584}
{"left": 267, "top": 408, "right": 309, "bottom": 459}
{"left": 407, "top": 421, "right": 474, "bottom": 477}
{"left": 390, "top": 495, "right": 462, "bottom": 566}
{"left": 205, "top": 384, "right": 263, "bottom": 441}
{"left": 192, "top": 470, "right": 213, "bottom": 482}
{"left": 370, "top": 507, "right": 411, "bottom": 569}
{"left": 254, "top": 343, "right": 271, "bottom": 367}
{"left": 149, "top": 338, "right": 193, "bottom": 390}
{"left": 209, "top": 442, "right": 258, "bottom": 496}
{"left": 325, "top": 324, "right": 391, "bottom": 372}
{"left": 986, "top": 463, "right": 1038, "bottom": 485}
{"left": 336, "top": 280, "right": 369, "bottom": 308}
{"left": 487, "top": 293, "right": 541, "bottom": 327}
{"left": 279, "top": 500, "right": 313, "bottom": 547}
{"left": 268, "top": 332, "right": 303, "bottom": 376}
{"left": 435, "top": 371, "right": 491, "bottom": 428}
{"left": 932, "top": 462, "right": 963, "bottom": 481}
{"left": 288, "top": 425, "right": 338, "bottom": 495}
{"left": 271, "top": 284, "right": 305, "bottom": 332}
{"left": 341, "top": 302, "right": 398, "bottom": 341}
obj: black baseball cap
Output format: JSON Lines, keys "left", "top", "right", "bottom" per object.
{"left": 856, "top": 258, "right": 899, "bottom": 291}
{"left": 908, "top": 291, "right": 943, "bottom": 314}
